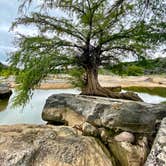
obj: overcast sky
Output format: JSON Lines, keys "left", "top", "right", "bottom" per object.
{"left": 0, "top": 1, "right": 165, "bottom": 64}
{"left": 0, "top": 0, "right": 20, "bottom": 63}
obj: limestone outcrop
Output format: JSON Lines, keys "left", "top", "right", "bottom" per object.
{"left": 0, "top": 124, "right": 114, "bottom": 166}
{"left": 145, "top": 118, "right": 166, "bottom": 166}
{"left": 42, "top": 94, "right": 166, "bottom": 133}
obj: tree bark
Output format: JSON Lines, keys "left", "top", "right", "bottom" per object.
{"left": 81, "top": 67, "right": 143, "bottom": 102}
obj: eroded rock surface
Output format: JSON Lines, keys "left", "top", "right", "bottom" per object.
{"left": 0, "top": 124, "right": 114, "bottom": 166}
{"left": 109, "top": 137, "right": 148, "bottom": 166}
{"left": 145, "top": 118, "right": 166, "bottom": 166}
{"left": 42, "top": 94, "right": 166, "bottom": 133}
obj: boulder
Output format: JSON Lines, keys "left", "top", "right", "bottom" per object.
{"left": 108, "top": 137, "right": 148, "bottom": 166}
{"left": 82, "top": 122, "right": 99, "bottom": 137}
{"left": 0, "top": 124, "right": 114, "bottom": 166}
{"left": 145, "top": 118, "right": 166, "bottom": 166}
{"left": 99, "top": 128, "right": 110, "bottom": 143}
{"left": 42, "top": 94, "right": 166, "bottom": 133}
{"left": 114, "top": 131, "right": 135, "bottom": 143}
{"left": 0, "top": 83, "right": 12, "bottom": 99}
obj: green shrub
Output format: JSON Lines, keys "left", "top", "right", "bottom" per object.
{"left": 99, "top": 68, "right": 111, "bottom": 75}
{"left": 125, "top": 65, "right": 144, "bottom": 76}
{"left": 68, "top": 68, "right": 85, "bottom": 88}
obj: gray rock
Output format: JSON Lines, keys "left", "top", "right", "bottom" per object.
{"left": 145, "top": 118, "right": 166, "bottom": 166}
{"left": 42, "top": 94, "right": 166, "bottom": 133}
{"left": 82, "top": 122, "right": 99, "bottom": 137}
{"left": 99, "top": 128, "right": 110, "bottom": 142}
{"left": 109, "top": 137, "right": 148, "bottom": 166}
{"left": 42, "top": 107, "right": 85, "bottom": 126}
{"left": 114, "top": 131, "right": 135, "bottom": 143}
{"left": 0, "top": 124, "right": 114, "bottom": 166}
{"left": 0, "top": 83, "right": 12, "bottom": 99}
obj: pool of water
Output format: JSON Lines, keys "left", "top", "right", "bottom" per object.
{"left": 0, "top": 89, "right": 80, "bottom": 125}
{"left": 0, "top": 88, "right": 165, "bottom": 125}
{"left": 122, "top": 90, "right": 166, "bottom": 104}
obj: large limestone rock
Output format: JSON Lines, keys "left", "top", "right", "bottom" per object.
{"left": 145, "top": 118, "right": 166, "bottom": 166}
{"left": 109, "top": 137, "right": 148, "bottom": 166}
{"left": 42, "top": 94, "right": 166, "bottom": 133}
{"left": 0, "top": 124, "right": 114, "bottom": 166}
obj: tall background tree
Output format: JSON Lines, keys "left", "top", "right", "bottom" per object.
{"left": 10, "top": 0, "right": 166, "bottom": 105}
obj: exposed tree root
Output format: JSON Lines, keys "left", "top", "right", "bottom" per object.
{"left": 81, "top": 86, "right": 143, "bottom": 102}
{"left": 104, "top": 86, "right": 121, "bottom": 92}
{"left": 82, "top": 68, "right": 143, "bottom": 102}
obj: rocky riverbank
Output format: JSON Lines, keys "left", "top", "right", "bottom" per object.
{"left": 0, "top": 94, "right": 165, "bottom": 165}
{"left": 0, "top": 124, "right": 114, "bottom": 166}
{"left": 42, "top": 94, "right": 166, "bottom": 166}
{"left": 6, "top": 74, "right": 166, "bottom": 89}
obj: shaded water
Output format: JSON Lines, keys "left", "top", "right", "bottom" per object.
{"left": 0, "top": 87, "right": 166, "bottom": 124}
{"left": 0, "top": 99, "right": 8, "bottom": 112}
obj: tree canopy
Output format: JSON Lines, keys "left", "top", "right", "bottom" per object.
{"left": 10, "top": 0, "right": 166, "bottom": 106}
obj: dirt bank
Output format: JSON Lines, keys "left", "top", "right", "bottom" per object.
{"left": 8, "top": 75, "right": 166, "bottom": 89}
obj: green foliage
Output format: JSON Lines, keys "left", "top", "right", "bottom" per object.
{"left": 68, "top": 68, "right": 85, "bottom": 89}
{"left": 110, "top": 57, "right": 166, "bottom": 75}
{"left": 109, "top": 63, "right": 126, "bottom": 76}
{"left": 0, "top": 63, "right": 14, "bottom": 78}
{"left": 161, "top": 101, "right": 166, "bottom": 104}
{"left": 110, "top": 64, "right": 144, "bottom": 76}
{"left": 125, "top": 65, "right": 144, "bottom": 76}
{"left": 98, "top": 68, "right": 112, "bottom": 75}
{"left": 10, "top": 0, "right": 166, "bottom": 106}
{"left": 123, "top": 87, "right": 166, "bottom": 98}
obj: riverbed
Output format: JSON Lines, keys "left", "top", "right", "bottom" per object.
{"left": 0, "top": 88, "right": 166, "bottom": 125}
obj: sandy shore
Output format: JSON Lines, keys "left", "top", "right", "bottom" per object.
{"left": 38, "top": 75, "right": 166, "bottom": 89}
{"left": 8, "top": 74, "right": 166, "bottom": 89}
{"left": 99, "top": 75, "right": 166, "bottom": 88}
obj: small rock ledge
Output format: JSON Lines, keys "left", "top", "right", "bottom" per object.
{"left": 145, "top": 118, "right": 166, "bottom": 166}
{"left": 42, "top": 94, "right": 166, "bottom": 133}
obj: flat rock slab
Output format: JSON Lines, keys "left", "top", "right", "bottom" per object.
{"left": 42, "top": 94, "right": 166, "bottom": 133}
{"left": 0, "top": 124, "right": 113, "bottom": 166}
{"left": 145, "top": 118, "right": 166, "bottom": 166}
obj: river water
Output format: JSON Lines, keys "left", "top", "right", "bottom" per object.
{"left": 0, "top": 88, "right": 165, "bottom": 125}
{"left": 0, "top": 89, "right": 79, "bottom": 125}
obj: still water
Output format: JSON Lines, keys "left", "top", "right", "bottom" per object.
{"left": 0, "top": 89, "right": 80, "bottom": 125}
{"left": 0, "top": 88, "right": 165, "bottom": 125}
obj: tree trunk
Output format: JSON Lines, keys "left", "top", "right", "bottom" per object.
{"left": 81, "top": 67, "right": 143, "bottom": 102}
{"left": 81, "top": 67, "right": 101, "bottom": 95}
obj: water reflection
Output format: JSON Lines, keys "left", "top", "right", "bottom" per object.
{"left": 0, "top": 99, "right": 8, "bottom": 112}
{"left": 0, "top": 89, "right": 80, "bottom": 125}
